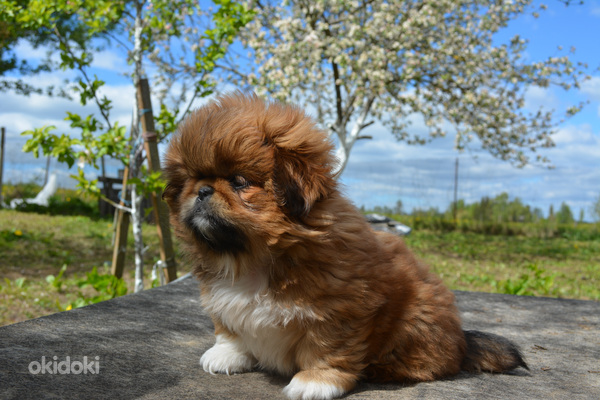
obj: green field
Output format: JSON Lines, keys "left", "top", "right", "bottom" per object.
{"left": 1, "top": 208, "right": 598, "bottom": 327}
{"left": 0, "top": 209, "right": 171, "bottom": 326}
{"left": 404, "top": 230, "right": 599, "bottom": 300}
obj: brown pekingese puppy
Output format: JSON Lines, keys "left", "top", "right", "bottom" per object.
{"left": 162, "top": 93, "right": 527, "bottom": 400}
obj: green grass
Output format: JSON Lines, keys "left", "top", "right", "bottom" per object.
{"left": 1, "top": 208, "right": 598, "bottom": 327}
{"left": 0, "top": 209, "right": 179, "bottom": 326}
{"left": 404, "top": 230, "right": 600, "bottom": 300}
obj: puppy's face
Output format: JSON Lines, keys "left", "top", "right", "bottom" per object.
{"left": 162, "top": 93, "right": 336, "bottom": 268}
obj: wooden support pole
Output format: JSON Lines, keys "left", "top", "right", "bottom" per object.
{"left": 137, "top": 78, "right": 177, "bottom": 283}
{"left": 111, "top": 167, "right": 130, "bottom": 279}
{"left": 0, "top": 127, "right": 5, "bottom": 208}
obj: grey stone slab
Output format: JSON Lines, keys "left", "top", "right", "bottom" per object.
{"left": 0, "top": 275, "right": 598, "bottom": 400}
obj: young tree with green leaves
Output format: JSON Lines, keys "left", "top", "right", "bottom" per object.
{"left": 8, "top": 0, "right": 254, "bottom": 291}
{"left": 0, "top": 0, "right": 106, "bottom": 96}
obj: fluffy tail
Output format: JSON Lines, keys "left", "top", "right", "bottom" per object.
{"left": 461, "top": 330, "right": 529, "bottom": 373}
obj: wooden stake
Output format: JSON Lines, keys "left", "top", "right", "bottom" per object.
{"left": 110, "top": 167, "right": 130, "bottom": 279}
{"left": 137, "top": 78, "right": 177, "bottom": 283}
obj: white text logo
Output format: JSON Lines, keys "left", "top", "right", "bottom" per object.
{"left": 28, "top": 356, "right": 100, "bottom": 375}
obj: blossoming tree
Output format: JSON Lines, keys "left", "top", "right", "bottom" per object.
{"left": 231, "top": 0, "right": 587, "bottom": 173}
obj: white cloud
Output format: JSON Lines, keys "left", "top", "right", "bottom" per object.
{"left": 0, "top": 68, "right": 142, "bottom": 134}
{"left": 90, "top": 49, "right": 129, "bottom": 72}
{"left": 14, "top": 39, "right": 130, "bottom": 75}
{"left": 341, "top": 119, "right": 600, "bottom": 219}
{"left": 2, "top": 71, "right": 599, "bottom": 221}
{"left": 524, "top": 85, "right": 559, "bottom": 112}
{"left": 0, "top": 72, "right": 137, "bottom": 188}
{"left": 13, "top": 40, "right": 56, "bottom": 63}
{"left": 580, "top": 76, "right": 600, "bottom": 103}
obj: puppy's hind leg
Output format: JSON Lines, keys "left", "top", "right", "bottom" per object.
{"left": 283, "top": 368, "right": 358, "bottom": 400}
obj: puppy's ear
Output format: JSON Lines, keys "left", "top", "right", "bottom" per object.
{"left": 260, "top": 97, "right": 337, "bottom": 217}
{"left": 274, "top": 149, "right": 334, "bottom": 217}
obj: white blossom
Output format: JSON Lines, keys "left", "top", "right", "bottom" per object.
{"left": 231, "top": 0, "right": 586, "bottom": 171}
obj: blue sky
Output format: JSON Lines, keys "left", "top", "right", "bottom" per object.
{"left": 1, "top": 0, "right": 599, "bottom": 219}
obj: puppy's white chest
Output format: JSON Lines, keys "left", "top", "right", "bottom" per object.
{"left": 201, "top": 275, "right": 316, "bottom": 335}
{"left": 201, "top": 275, "right": 315, "bottom": 375}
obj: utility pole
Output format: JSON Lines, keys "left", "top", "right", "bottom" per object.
{"left": 453, "top": 157, "right": 459, "bottom": 223}
{"left": 0, "top": 127, "right": 5, "bottom": 208}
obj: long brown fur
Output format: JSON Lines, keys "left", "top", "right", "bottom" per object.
{"left": 163, "top": 92, "right": 527, "bottom": 400}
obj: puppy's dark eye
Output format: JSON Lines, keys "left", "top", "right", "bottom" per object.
{"left": 230, "top": 175, "right": 249, "bottom": 191}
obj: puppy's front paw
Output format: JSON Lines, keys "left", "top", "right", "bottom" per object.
{"left": 283, "top": 379, "right": 345, "bottom": 400}
{"left": 283, "top": 369, "right": 355, "bottom": 400}
{"left": 200, "top": 335, "right": 254, "bottom": 375}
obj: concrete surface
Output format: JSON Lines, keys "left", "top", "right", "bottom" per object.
{"left": 0, "top": 275, "right": 598, "bottom": 399}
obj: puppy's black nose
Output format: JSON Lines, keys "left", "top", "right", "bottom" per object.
{"left": 197, "top": 186, "right": 214, "bottom": 202}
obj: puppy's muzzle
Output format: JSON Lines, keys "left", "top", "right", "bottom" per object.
{"left": 184, "top": 185, "right": 247, "bottom": 253}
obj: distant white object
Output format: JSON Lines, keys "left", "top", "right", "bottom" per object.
{"left": 10, "top": 173, "right": 58, "bottom": 208}
{"left": 365, "top": 213, "right": 412, "bottom": 236}
{"left": 393, "top": 223, "right": 412, "bottom": 236}
{"left": 365, "top": 213, "right": 391, "bottom": 224}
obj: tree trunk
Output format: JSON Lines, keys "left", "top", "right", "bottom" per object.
{"left": 131, "top": 0, "right": 145, "bottom": 293}
{"left": 331, "top": 96, "right": 375, "bottom": 176}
